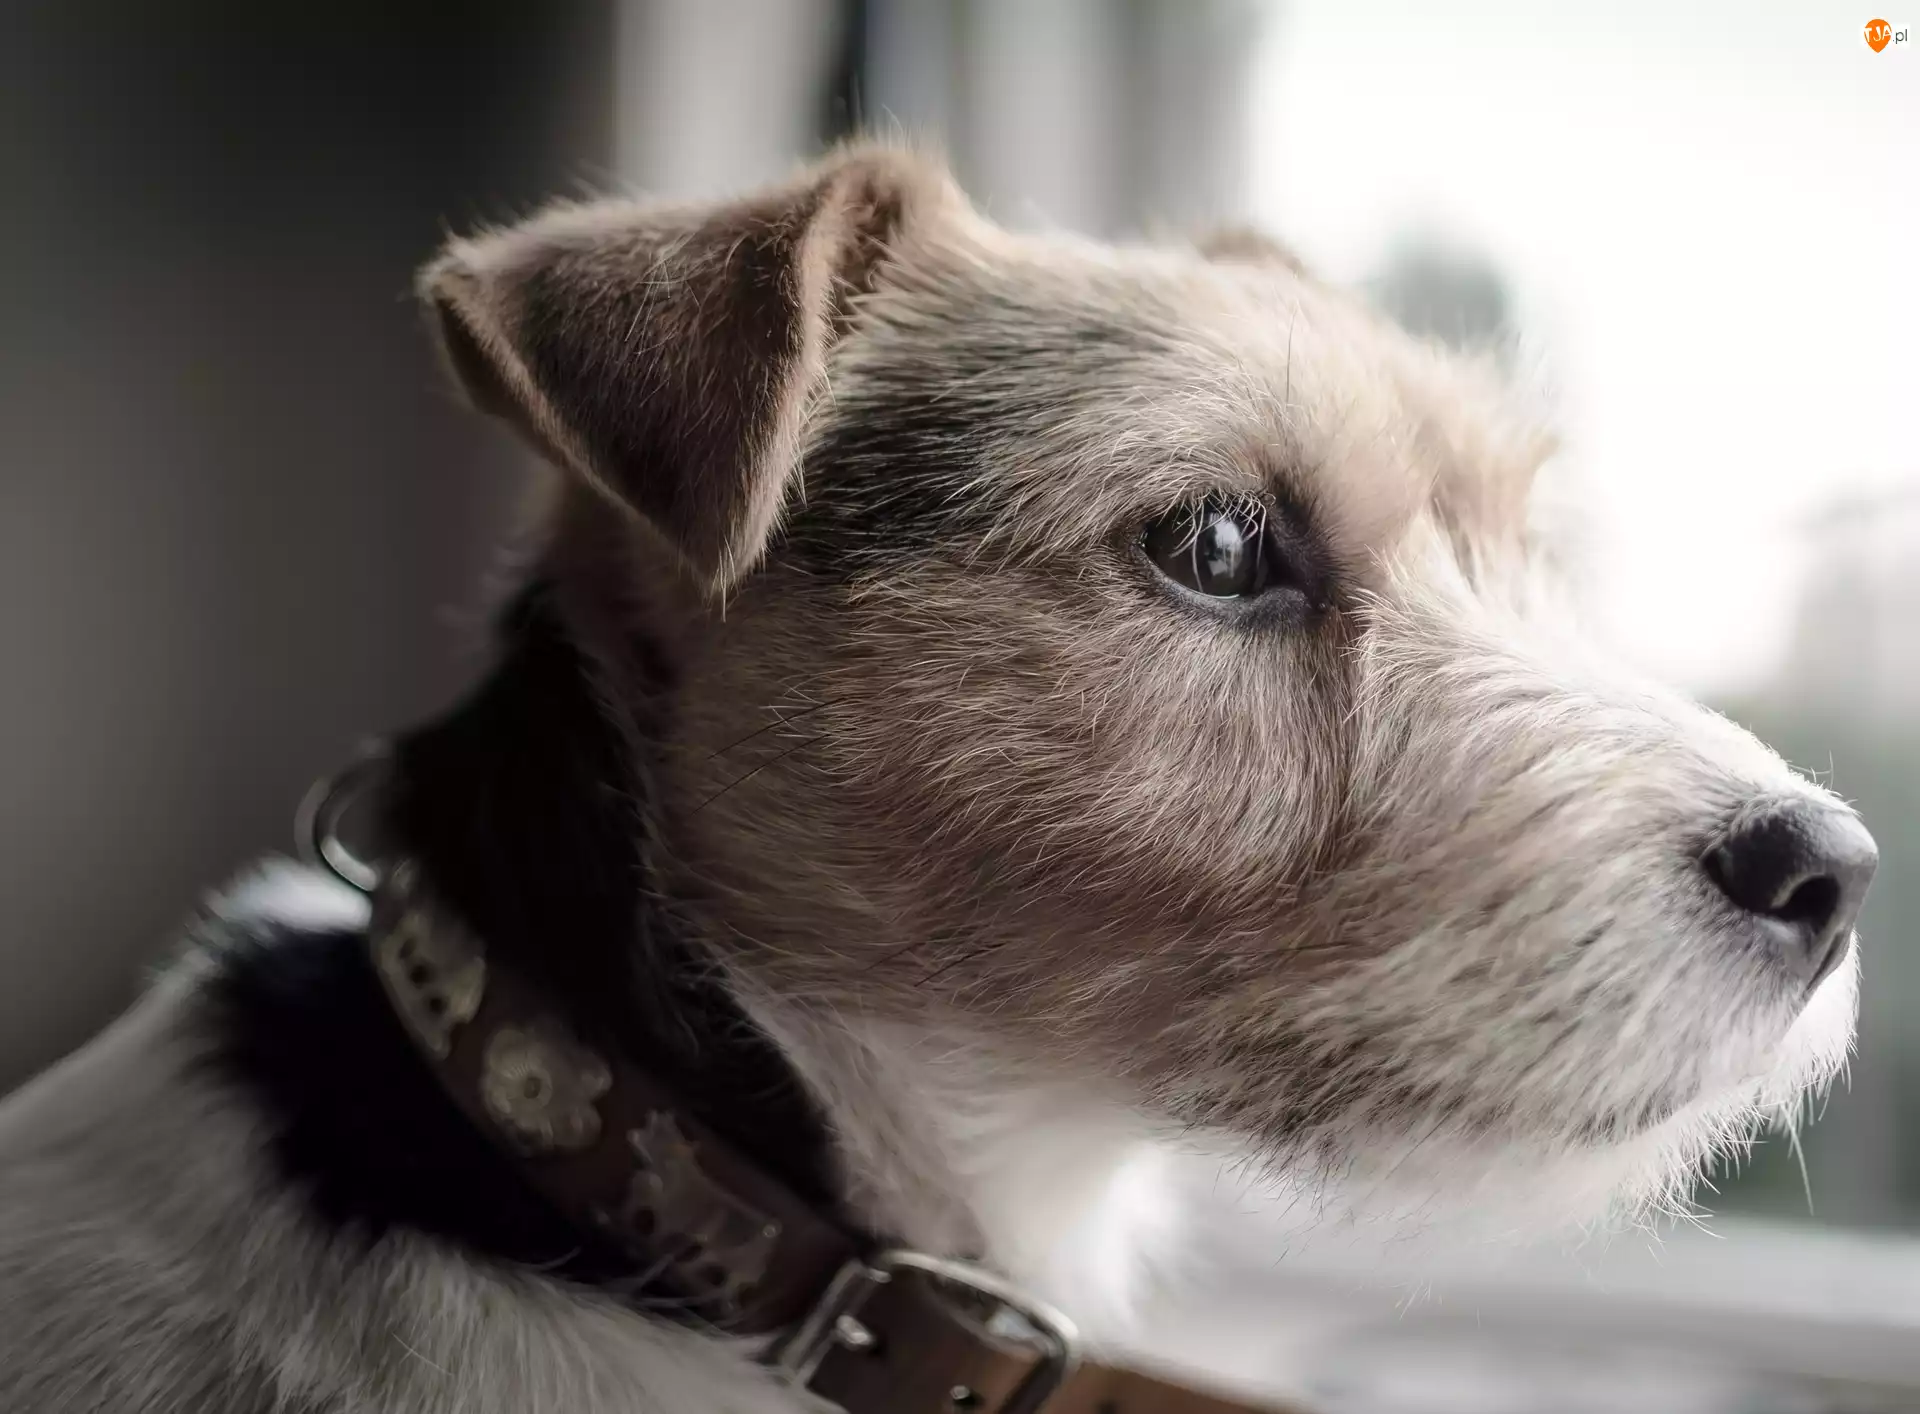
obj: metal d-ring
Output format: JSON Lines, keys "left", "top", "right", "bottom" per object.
{"left": 294, "top": 748, "right": 390, "bottom": 895}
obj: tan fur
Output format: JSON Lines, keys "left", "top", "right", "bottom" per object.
{"left": 429, "top": 141, "right": 1856, "bottom": 1234}
{"left": 0, "top": 142, "right": 1868, "bottom": 1414}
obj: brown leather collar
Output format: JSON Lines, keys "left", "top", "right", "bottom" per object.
{"left": 367, "top": 862, "right": 1297, "bottom": 1414}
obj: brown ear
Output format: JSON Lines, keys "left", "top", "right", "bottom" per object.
{"left": 421, "top": 146, "right": 955, "bottom": 592}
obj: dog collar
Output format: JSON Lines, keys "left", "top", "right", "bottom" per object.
{"left": 307, "top": 768, "right": 1294, "bottom": 1414}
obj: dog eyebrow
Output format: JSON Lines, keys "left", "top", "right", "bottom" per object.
{"left": 797, "top": 408, "right": 1298, "bottom": 577}
{"left": 786, "top": 242, "right": 1549, "bottom": 592}
{"left": 790, "top": 298, "right": 1174, "bottom": 569}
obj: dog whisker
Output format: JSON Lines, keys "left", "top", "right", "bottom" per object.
{"left": 687, "top": 736, "right": 821, "bottom": 816}
{"left": 702, "top": 698, "right": 838, "bottom": 761}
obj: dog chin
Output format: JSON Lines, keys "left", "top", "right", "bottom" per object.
{"left": 1225, "top": 948, "right": 1859, "bottom": 1267}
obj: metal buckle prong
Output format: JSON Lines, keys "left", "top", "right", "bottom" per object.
{"left": 771, "top": 1250, "right": 1081, "bottom": 1414}
{"left": 771, "top": 1258, "right": 891, "bottom": 1386}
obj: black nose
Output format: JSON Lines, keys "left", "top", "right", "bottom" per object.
{"left": 1705, "top": 801, "right": 1878, "bottom": 989}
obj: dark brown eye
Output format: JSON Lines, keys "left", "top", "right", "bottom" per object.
{"left": 1142, "top": 500, "right": 1273, "bottom": 599}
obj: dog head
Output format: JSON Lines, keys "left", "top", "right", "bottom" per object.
{"left": 421, "top": 144, "right": 1873, "bottom": 1238}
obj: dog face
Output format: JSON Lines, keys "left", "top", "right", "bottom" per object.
{"left": 424, "top": 146, "right": 1871, "bottom": 1228}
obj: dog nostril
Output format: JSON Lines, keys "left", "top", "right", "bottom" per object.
{"left": 1776, "top": 874, "right": 1841, "bottom": 931}
{"left": 1705, "top": 801, "right": 1879, "bottom": 990}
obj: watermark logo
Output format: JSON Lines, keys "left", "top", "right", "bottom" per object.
{"left": 1864, "top": 17, "right": 1906, "bottom": 50}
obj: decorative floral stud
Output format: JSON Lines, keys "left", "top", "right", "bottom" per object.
{"left": 480, "top": 1021, "right": 612, "bottom": 1154}
{"left": 618, "top": 1111, "right": 781, "bottom": 1305}
{"left": 373, "top": 907, "right": 486, "bottom": 1058}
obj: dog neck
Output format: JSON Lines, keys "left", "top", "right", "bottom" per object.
{"left": 374, "top": 581, "right": 847, "bottom": 1219}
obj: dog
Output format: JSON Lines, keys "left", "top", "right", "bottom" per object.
{"left": 0, "top": 143, "right": 1877, "bottom": 1413}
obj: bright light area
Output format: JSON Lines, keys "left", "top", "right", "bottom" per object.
{"left": 1249, "top": 0, "right": 1919, "bottom": 693}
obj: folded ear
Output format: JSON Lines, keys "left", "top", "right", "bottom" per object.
{"left": 421, "top": 146, "right": 956, "bottom": 592}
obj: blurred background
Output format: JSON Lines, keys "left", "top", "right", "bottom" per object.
{"left": 1, "top": 1, "right": 1914, "bottom": 1408}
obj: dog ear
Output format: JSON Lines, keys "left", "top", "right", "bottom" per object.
{"left": 1196, "top": 225, "right": 1308, "bottom": 274}
{"left": 420, "top": 146, "right": 955, "bottom": 592}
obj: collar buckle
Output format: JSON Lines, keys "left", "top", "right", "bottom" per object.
{"left": 773, "top": 1250, "right": 1080, "bottom": 1414}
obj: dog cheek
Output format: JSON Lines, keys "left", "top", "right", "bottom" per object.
{"left": 797, "top": 578, "right": 1350, "bottom": 1016}
{"left": 877, "top": 599, "right": 1330, "bottom": 879}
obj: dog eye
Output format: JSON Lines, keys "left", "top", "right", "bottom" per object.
{"left": 1141, "top": 501, "right": 1276, "bottom": 599}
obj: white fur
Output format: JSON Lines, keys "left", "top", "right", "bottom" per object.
{"left": 215, "top": 855, "right": 372, "bottom": 933}
{"left": 739, "top": 1005, "right": 1194, "bottom": 1345}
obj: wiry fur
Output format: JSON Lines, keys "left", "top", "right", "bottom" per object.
{"left": 647, "top": 168, "right": 1853, "bottom": 1241}
{"left": 0, "top": 955, "right": 805, "bottom": 1414}
{"left": 0, "top": 142, "right": 1863, "bottom": 1411}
